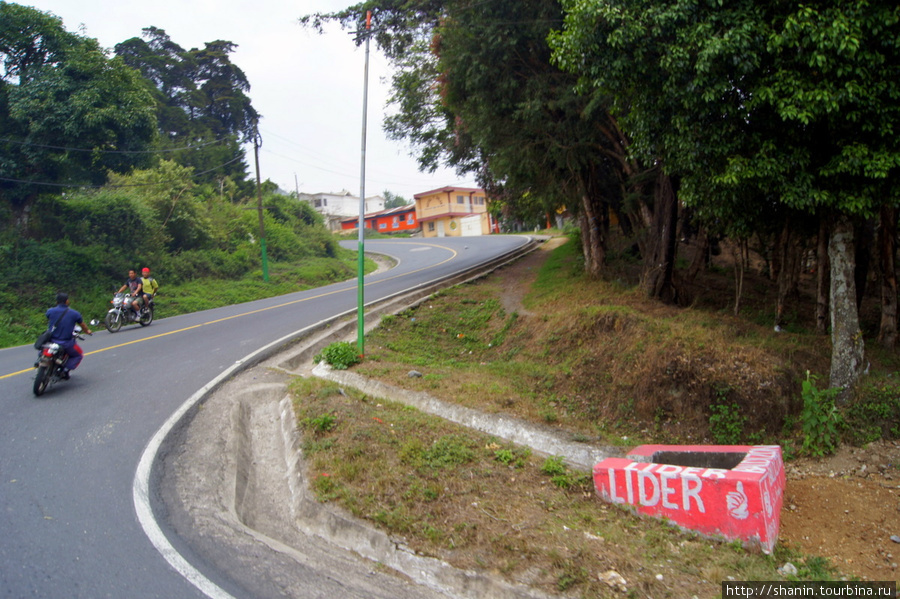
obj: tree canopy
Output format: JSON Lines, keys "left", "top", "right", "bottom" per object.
{"left": 1, "top": 2, "right": 157, "bottom": 208}
{"left": 304, "top": 0, "right": 635, "bottom": 276}
{"left": 115, "top": 27, "right": 259, "bottom": 185}
{"left": 550, "top": 0, "right": 900, "bottom": 393}
{"left": 302, "top": 0, "right": 900, "bottom": 396}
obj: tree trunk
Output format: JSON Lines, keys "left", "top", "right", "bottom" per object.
{"left": 732, "top": 238, "right": 747, "bottom": 316}
{"left": 854, "top": 218, "right": 876, "bottom": 310}
{"left": 641, "top": 170, "right": 679, "bottom": 303}
{"left": 829, "top": 214, "right": 866, "bottom": 402}
{"left": 775, "top": 217, "right": 805, "bottom": 330}
{"left": 877, "top": 205, "right": 898, "bottom": 349}
{"left": 816, "top": 218, "right": 830, "bottom": 335}
{"left": 579, "top": 186, "right": 606, "bottom": 279}
{"left": 775, "top": 218, "right": 792, "bottom": 329}
{"left": 684, "top": 226, "right": 709, "bottom": 284}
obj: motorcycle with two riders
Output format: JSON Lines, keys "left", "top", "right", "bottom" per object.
{"left": 103, "top": 290, "right": 154, "bottom": 332}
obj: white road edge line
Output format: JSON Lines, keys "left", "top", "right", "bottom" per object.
{"left": 132, "top": 322, "right": 328, "bottom": 599}
{"left": 132, "top": 237, "right": 530, "bottom": 598}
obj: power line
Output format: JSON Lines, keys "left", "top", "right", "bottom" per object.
{"left": 0, "top": 136, "right": 231, "bottom": 154}
{"left": 0, "top": 156, "right": 244, "bottom": 189}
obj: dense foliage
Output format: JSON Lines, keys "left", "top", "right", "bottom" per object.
{"left": 0, "top": 2, "right": 157, "bottom": 207}
{"left": 550, "top": 0, "right": 900, "bottom": 394}
{"left": 0, "top": 3, "right": 345, "bottom": 348}
{"left": 114, "top": 27, "right": 259, "bottom": 187}
{"left": 304, "top": 0, "right": 900, "bottom": 398}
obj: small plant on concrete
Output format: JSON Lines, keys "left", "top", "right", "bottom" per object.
{"left": 313, "top": 341, "right": 361, "bottom": 370}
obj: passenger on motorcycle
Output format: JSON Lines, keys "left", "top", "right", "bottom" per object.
{"left": 116, "top": 269, "right": 143, "bottom": 319}
{"left": 44, "top": 292, "right": 92, "bottom": 379}
{"left": 138, "top": 267, "right": 159, "bottom": 315}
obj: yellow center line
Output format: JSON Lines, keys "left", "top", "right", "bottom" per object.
{"left": 1, "top": 243, "right": 458, "bottom": 380}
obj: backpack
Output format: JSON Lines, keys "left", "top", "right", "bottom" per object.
{"left": 142, "top": 277, "right": 159, "bottom": 295}
{"left": 34, "top": 307, "right": 69, "bottom": 349}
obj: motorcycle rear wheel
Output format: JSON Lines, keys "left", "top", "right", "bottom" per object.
{"left": 139, "top": 307, "right": 153, "bottom": 327}
{"left": 105, "top": 311, "right": 123, "bottom": 333}
{"left": 33, "top": 365, "right": 50, "bottom": 396}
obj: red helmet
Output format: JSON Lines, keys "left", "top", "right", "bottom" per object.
{"left": 142, "top": 268, "right": 150, "bottom": 274}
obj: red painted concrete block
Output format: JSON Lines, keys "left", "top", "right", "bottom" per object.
{"left": 594, "top": 445, "right": 785, "bottom": 552}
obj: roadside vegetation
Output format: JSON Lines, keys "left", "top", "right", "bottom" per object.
{"left": 297, "top": 234, "right": 900, "bottom": 597}
{"left": 0, "top": 5, "right": 383, "bottom": 350}
{"left": 0, "top": 235, "right": 376, "bottom": 350}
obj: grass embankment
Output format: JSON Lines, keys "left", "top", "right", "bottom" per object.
{"left": 292, "top": 237, "right": 899, "bottom": 596}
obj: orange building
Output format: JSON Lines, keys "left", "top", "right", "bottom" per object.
{"left": 413, "top": 186, "right": 495, "bottom": 238}
{"left": 339, "top": 204, "right": 419, "bottom": 233}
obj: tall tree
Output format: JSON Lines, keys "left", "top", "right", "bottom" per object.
{"left": 383, "top": 190, "right": 410, "bottom": 208}
{"left": 114, "top": 28, "right": 259, "bottom": 185}
{"left": 551, "top": 0, "right": 900, "bottom": 396}
{"left": 0, "top": 2, "right": 157, "bottom": 219}
{"left": 303, "top": 0, "right": 638, "bottom": 280}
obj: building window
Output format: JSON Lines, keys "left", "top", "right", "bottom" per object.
{"left": 475, "top": 196, "right": 484, "bottom": 205}
{"left": 379, "top": 222, "right": 386, "bottom": 230}
{"left": 428, "top": 222, "right": 435, "bottom": 232}
{"left": 314, "top": 199, "right": 322, "bottom": 207}
{"left": 457, "top": 195, "right": 464, "bottom": 204}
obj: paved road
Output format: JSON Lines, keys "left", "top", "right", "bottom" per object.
{"left": 0, "top": 236, "right": 531, "bottom": 599}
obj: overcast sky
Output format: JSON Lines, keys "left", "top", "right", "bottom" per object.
{"left": 23, "top": 0, "right": 478, "bottom": 199}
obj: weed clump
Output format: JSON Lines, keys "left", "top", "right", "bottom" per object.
{"left": 314, "top": 341, "right": 362, "bottom": 370}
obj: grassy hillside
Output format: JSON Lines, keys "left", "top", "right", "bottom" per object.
{"left": 292, "top": 235, "right": 900, "bottom": 596}
{"left": 347, "top": 236, "right": 900, "bottom": 452}
{"left": 0, "top": 249, "right": 376, "bottom": 349}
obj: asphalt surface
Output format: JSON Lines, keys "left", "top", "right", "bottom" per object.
{"left": 0, "top": 236, "right": 537, "bottom": 599}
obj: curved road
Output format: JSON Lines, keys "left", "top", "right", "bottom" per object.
{"left": 0, "top": 235, "right": 532, "bottom": 599}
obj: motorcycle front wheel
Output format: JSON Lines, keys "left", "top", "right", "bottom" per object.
{"left": 139, "top": 307, "right": 153, "bottom": 327}
{"left": 33, "top": 365, "right": 50, "bottom": 396}
{"left": 105, "top": 311, "right": 123, "bottom": 333}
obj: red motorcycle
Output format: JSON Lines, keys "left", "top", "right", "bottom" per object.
{"left": 33, "top": 325, "right": 90, "bottom": 396}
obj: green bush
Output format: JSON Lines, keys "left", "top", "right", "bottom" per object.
{"left": 304, "top": 413, "right": 338, "bottom": 434}
{"left": 843, "top": 383, "right": 900, "bottom": 444}
{"left": 541, "top": 455, "right": 567, "bottom": 476}
{"left": 313, "top": 341, "right": 362, "bottom": 370}
{"left": 164, "top": 248, "right": 257, "bottom": 283}
{"left": 709, "top": 401, "right": 746, "bottom": 445}
{"left": 800, "top": 373, "right": 843, "bottom": 457}
{"left": 494, "top": 446, "right": 531, "bottom": 468}
{"left": 422, "top": 435, "right": 476, "bottom": 469}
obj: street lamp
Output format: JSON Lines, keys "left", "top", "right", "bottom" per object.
{"left": 355, "top": 10, "right": 373, "bottom": 357}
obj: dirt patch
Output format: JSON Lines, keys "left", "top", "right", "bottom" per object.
{"left": 781, "top": 441, "right": 900, "bottom": 581}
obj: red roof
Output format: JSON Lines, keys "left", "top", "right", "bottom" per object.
{"left": 413, "top": 186, "right": 485, "bottom": 199}
{"left": 339, "top": 204, "right": 415, "bottom": 224}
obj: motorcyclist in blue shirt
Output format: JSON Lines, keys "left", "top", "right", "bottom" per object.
{"left": 44, "top": 292, "right": 92, "bottom": 379}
